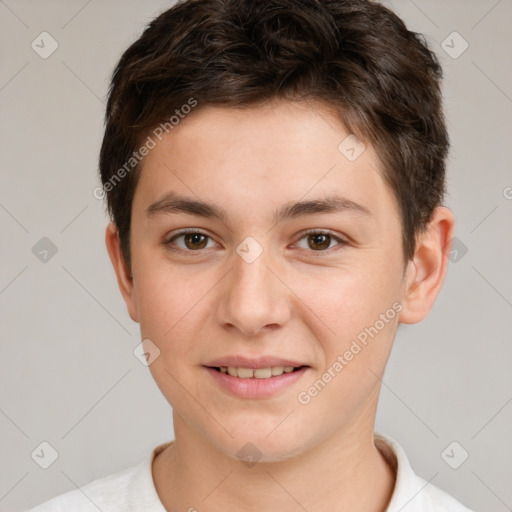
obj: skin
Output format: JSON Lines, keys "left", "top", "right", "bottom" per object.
{"left": 106, "top": 99, "right": 454, "bottom": 512}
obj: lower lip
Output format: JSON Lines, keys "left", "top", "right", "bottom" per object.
{"left": 205, "top": 367, "right": 309, "bottom": 399}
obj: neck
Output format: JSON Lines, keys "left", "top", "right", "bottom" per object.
{"left": 153, "top": 410, "right": 395, "bottom": 512}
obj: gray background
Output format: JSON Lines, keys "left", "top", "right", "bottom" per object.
{"left": 0, "top": 1, "right": 510, "bottom": 511}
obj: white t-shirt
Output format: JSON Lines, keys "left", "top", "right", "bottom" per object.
{"left": 26, "top": 433, "right": 473, "bottom": 511}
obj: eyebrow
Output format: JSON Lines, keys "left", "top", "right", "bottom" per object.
{"left": 146, "top": 193, "right": 228, "bottom": 222}
{"left": 145, "top": 192, "right": 372, "bottom": 223}
{"left": 275, "top": 196, "right": 371, "bottom": 222}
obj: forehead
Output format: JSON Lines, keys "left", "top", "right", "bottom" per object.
{"left": 132, "top": 100, "right": 398, "bottom": 227}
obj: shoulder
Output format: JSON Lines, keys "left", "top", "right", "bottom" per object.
{"left": 26, "top": 442, "right": 171, "bottom": 512}
{"left": 28, "top": 467, "right": 135, "bottom": 512}
{"left": 375, "top": 433, "right": 474, "bottom": 512}
{"left": 414, "top": 476, "right": 474, "bottom": 512}
{"left": 25, "top": 464, "right": 136, "bottom": 512}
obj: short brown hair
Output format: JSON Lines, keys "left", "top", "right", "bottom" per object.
{"left": 99, "top": 0, "right": 448, "bottom": 270}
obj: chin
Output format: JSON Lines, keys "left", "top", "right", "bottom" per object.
{"left": 205, "top": 416, "right": 313, "bottom": 464}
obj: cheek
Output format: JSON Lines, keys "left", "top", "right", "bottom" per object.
{"left": 133, "top": 262, "right": 216, "bottom": 416}
{"left": 291, "top": 257, "right": 401, "bottom": 400}
{"left": 132, "top": 253, "right": 216, "bottom": 356}
{"left": 293, "top": 257, "right": 401, "bottom": 344}
{"left": 293, "top": 300, "right": 398, "bottom": 435}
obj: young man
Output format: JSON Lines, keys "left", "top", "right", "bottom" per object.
{"left": 29, "top": 0, "right": 473, "bottom": 510}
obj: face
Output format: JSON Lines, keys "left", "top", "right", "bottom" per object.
{"left": 116, "top": 100, "right": 411, "bottom": 461}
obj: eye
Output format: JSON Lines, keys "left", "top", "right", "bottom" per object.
{"left": 295, "top": 230, "right": 345, "bottom": 251}
{"left": 166, "top": 231, "right": 217, "bottom": 251}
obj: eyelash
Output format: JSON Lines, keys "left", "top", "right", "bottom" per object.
{"left": 164, "top": 229, "right": 214, "bottom": 254}
{"left": 296, "top": 229, "right": 347, "bottom": 252}
{"left": 163, "top": 228, "right": 347, "bottom": 254}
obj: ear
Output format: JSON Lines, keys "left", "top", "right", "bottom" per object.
{"left": 399, "top": 206, "right": 455, "bottom": 324}
{"left": 105, "top": 222, "right": 139, "bottom": 323}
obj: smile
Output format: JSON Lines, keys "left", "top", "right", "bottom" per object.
{"left": 215, "top": 366, "right": 302, "bottom": 378}
{"left": 206, "top": 364, "right": 309, "bottom": 399}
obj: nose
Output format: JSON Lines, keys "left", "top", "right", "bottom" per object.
{"left": 214, "top": 248, "right": 292, "bottom": 337}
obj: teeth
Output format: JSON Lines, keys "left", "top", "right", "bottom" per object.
{"left": 237, "top": 367, "right": 254, "bottom": 379}
{"left": 221, "top": 366, "right": 298, "bottom": 378}
{"left": 253, "top": 368, "right": 272, "bottom": 379}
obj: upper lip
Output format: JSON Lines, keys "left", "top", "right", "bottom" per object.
{"left": 205, "top": 356, "right": 308, "bottom": 369}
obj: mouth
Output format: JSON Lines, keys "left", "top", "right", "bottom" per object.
{"left": 210, "top": 365, "right": 306, "bottom": 379}
{"left": 204, "top": 359, "right": 310, "bottom": 398}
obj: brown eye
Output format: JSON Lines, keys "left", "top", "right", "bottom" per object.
{"left": 167, "top": 231, "right": 216, "bottom": 251}
{"left": 307, "top": 233, "right": 332, "bottom": 250}
{"left": 295, "top": 231, "right": 345, "bottom": 252}
{"left": 183, "top": 233, "right": 208, "bottom": 249}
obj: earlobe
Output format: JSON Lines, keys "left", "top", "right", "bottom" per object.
{"left": 398, "top": 207, "right": 455, "bottom": 324}
{"left": 104, "top": 222, "right": 139, "bottom": 323}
